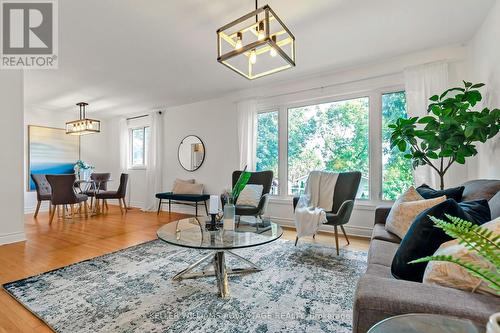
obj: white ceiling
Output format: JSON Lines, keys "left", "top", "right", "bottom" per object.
{"left": 24, "top": 0, "right": 495, "bottom": 117}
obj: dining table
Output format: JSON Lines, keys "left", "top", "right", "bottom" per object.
{"left": 74, "top": 178, "right": 112, "bottom": 216}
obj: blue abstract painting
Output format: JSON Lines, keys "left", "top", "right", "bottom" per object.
{"left": 28, "top": 126, "right": 80, "bottom": 191}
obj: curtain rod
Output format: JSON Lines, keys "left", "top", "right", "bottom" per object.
{"left": 126, "top": 111, "right": 162, "bottom": 121}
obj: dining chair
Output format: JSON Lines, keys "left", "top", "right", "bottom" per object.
{"left": 46, "top": 174, "right": 89, "bottom": 224}
{"left": 292, "top": 171, "right": 361, "bottom": 255}
{"left": 95, "top": 173, "right": 129, "bottom": 214}
{"left": 83, "top": 173, "right": 111, "bottom": 209}
{"left": 30, "top": 174, "right": 52, "bottom": 218}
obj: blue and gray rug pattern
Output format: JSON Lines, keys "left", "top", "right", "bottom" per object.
{"left": 3, "top": 239, "right": 367, "bottom": 333}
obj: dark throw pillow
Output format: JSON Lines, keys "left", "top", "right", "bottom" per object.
{"left": 391, "top": 199, "right": 490, "bottom": 282}
{"left": 416, "top": 184, "right": 465, "bottom": 202}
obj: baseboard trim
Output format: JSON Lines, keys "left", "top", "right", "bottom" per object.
{"left": 0, "top": 231, "right": 26, "bottom": 245}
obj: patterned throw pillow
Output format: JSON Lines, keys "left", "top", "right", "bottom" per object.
{"left": 385, "top": 186, "right": 423, "bottom": 226}
{"left": 423, "top": 217, "right": 500, "bottom": 296}
{"left": 385, "top": 196, "right": 447, "bottom": 239}
{"left": 236, "top": 184, "right": 264, "bottom": 207}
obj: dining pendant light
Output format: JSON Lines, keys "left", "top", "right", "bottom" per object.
{"left": 65, "top": 102, "right": 101, "bottom": 135}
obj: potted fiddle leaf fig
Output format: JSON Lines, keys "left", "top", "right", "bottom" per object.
{"left": 389, "top": 81, "right": 500, "bottom": 189}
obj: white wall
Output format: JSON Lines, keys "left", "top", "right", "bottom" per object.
{"left": 0, "top": 71, "right": 25, "bottom": 245}
{"left": 467, "top": 0, "right": 500, "bottom": 180}
{"left": 24, "top": 108, "right": 112, "bottom": 213}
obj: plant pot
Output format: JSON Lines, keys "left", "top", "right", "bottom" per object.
{"left": 487, "top": 313, "right": 500, "bottom": 333}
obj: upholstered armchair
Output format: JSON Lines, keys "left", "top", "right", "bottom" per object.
{"left": 228, "top": 170, "right": 274, "bottom": 220}
{"left": 293, "top": 171, "right": 361, "bottom": 254}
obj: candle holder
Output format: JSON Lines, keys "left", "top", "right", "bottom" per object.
{"left": 206, "top": 213, "right": 219, "bottom": 231}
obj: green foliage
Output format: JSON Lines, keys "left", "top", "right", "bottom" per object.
{"left": 381, "top": 92, "right": 414, "bottom": 200}
{"left": 389, "top": 81, "right": 500, "bottom": 189}
{"left": 231, "top": 169, "right": 251, "bottom": 200}
{"left": 410, "top": 215, "right": 500, "bottom": 294}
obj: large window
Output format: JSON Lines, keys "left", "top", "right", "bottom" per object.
{"left": 382, "top": 92, "right": 413, "bottom": 200}
{"left": 255, "top": 88, "right": 414, "bottom": 202}
{"left": 130, "top": 126, "right": 150, "bottom": 168}
{"left": 256, "top": 111, "right": 279, "bottom": 194}
{"left": 287, "top": 97, "right": 369, "bottom": 198}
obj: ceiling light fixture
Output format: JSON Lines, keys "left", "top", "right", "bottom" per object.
{"left": 217, "top": 0, "right": 296, "bottom": 80}
{"left": 65, "top": 102, "right": 101, "bottom": 135}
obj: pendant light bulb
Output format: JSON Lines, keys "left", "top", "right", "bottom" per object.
{"left": 235, "top": 32, "right": 243, "bottom": 49}
{"left": 257, "top": 21, "right": 265, "bottom": 41}
{"left": 270, "top": 35, "right": 277, "bottom": 57}
{"left": 250, "top": 49, "right": 257, "bottom": 64}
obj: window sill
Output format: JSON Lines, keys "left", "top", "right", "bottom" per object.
{"left": 267, "top": 196, "right": 393, "bottom": 211}
{"left": 128, "top": 166, "right": 147, "bottom": 171}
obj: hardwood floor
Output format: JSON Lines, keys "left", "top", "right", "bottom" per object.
{"left": 0, "top": 206, "right": 369, "bottom": 332}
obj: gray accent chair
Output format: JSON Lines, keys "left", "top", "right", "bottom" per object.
{"left": 231, "top": 170, "right": 273, "bottom": 219}
{"left": 96, "top": 173, "right": 129, "bottom": 214}
{"left": 293, "top": 171, "right": 362, "bottom": 255}
{"left": 353, "top": 179, "right": 500, "bottom": 333}
{"left": 83, "top": 172, "right": 111, "bottom": 209}
{"left": 31, "top": 174, "right": 52, "bottom": 218}
{"left": 46, "top": 174, "right": 89, "bottom": 224}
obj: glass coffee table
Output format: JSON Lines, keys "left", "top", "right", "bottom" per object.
{"left": 157, "top": 217, "right": 283, "bottom": 298}
{"left": 368, "top": 314, "right": 483, "bottom": 333}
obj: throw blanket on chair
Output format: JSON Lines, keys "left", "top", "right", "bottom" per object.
{"left": 294, "top": 171, "right": 339, "bottom": 238}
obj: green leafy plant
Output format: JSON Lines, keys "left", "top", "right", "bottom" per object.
{"left": 389, "top": 81, "right": 500, "bottom": 189}
{"left": 410, "top": 214, "right": 500, "bottom": 294}
{"left": 231, "top": 166, "right": 251, "bottom": 201}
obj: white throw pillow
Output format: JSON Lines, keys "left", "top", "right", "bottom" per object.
{"left": 236, "top": 184, "right": 264, "bottom": 207}
{"left": 385, "top": 195, "right": 447, "bottom": 239}
{"left": 423, "top": 217, "right": 500, "bottom": 296}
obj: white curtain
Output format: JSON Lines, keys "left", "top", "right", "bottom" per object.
{"left": 237, "top": 99, "right": 258, "bottom": 171}
{"left": 404, "top": 61, "right": 449, "bottom": 188}
{"left": 142, "top": 111, "right": 163, "bottom": 212}
{"left": 118, "top": 118, "right": 131, "bottom": 206}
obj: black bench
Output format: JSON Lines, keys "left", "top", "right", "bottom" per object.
{"left": 155, "top": 192, "right": 210, "bottom": 216}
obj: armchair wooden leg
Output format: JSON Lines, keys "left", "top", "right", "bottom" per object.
{"left": 334, "top": 226, "right": 340, "bottom": 255}
{"left": 294, "top": 236, "right": 299, "bottom": 246}
{"left": 34, "top": 201, "right": 41, "bottom": 218}
{"left": 49, "top": 203, "right": 52, "bottom": 216}
{"left": 105, "top": 200, "right": 109, "bottom": 211}
{"left": 340, "top": 225, "right": 350, "bottom": 245}
{"left": 49, "top": 205, "right": 56, "bottom": 224}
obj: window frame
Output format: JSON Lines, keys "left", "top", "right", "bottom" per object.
{"left": 128, "top": 125, "right": 149, "bottom": 170}
{"left": 256, "top": 84, "right": 407, "bottom": 206}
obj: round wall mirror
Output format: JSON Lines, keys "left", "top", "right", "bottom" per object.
{"left": 178, "top": 135, "right": 205, "bottom": 172}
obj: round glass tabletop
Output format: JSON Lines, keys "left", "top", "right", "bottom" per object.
{"left": 368, "top": 314, "right": 483, "bottom": 333}
{"left": 157, "top": 217, "right": 283, "bottom": 250}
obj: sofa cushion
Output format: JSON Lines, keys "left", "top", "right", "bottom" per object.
{"left": 372, "top": 223, "right": 401, "bottom": 244}
{"left": 391, "top": 199, "right": 491, "bottom": 282}
{"left": 353, "top": 273, "right": 500, "bottom": 333}
{"left": 461, "top": 179, "right": 500, "bottom": 201}
{"left": 368, "top": 239, "right": 399, "bottom": 267}
{"left": 417, "top": 184, "right": 465, "bottom": 202}
{"left": 365, "top": 263, "right": 393, "bottom": 278}
{"left": 490, "top": 191, "right": 500, "bottom": 220}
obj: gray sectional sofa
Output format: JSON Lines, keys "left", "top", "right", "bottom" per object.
{"left": 353, "top": 179, "right": 500, "bottom": 333}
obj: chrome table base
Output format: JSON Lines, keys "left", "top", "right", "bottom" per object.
{"left": 172, "top": 251, "right": 262, "bottom": 298}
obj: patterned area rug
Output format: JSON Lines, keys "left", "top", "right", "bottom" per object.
{"left": 3, "top": 239, "right": 367, "bottom": 333}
